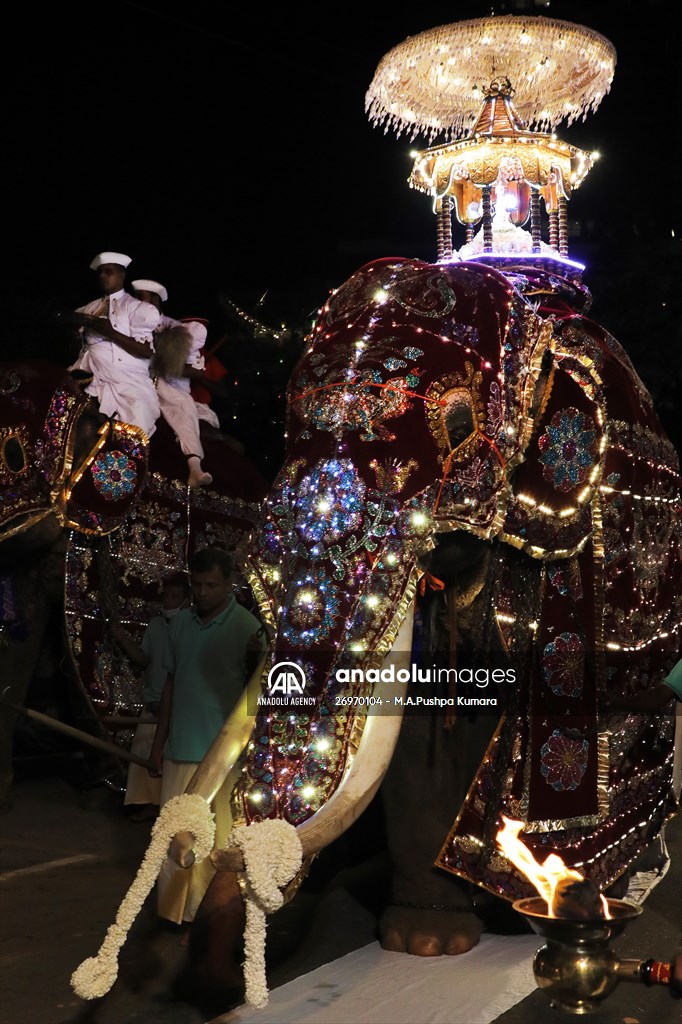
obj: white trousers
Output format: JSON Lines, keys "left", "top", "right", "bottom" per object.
{"left": 72, "top": 346, "right": 160, "bottom": 437}
{"left": 156, "top": 378, "right": 219, "bottom": 459}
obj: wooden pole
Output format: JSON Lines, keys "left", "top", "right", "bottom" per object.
{"left": 1, "top": 694, "right": 152, "bottom": 769}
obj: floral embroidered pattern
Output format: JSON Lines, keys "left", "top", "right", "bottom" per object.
{"left": 543, "top": 631, "right": 584, "bottom": 697}
{"left": 296, "top": 370, "right": 417, "bottom": 442}
{"left": 295, "top": 459, "right": 365, "bottom": 544}
{"left": 538, "top": 407, "right": 598, "bottom": 493}
{"left": 540, "top": 729, "right": 589, "bottom": 791}
{"left": 91, "top": 450, "right": 137, "bottom": 501}
{"left": 546, "top": 562, "right": 582, "bottom": 599}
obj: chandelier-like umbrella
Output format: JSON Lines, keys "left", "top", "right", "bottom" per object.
{"left": 365, "top": 15, "right": 616, "bottom": 268}
{"left": 366, "top": 15, "right": 616, "bottom": 142}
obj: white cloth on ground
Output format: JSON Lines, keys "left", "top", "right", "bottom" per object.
{"left": 222, "top": 933, "right": 542, "bottom": 1024}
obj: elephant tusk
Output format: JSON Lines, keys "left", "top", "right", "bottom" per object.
{"left": 211, "top": 602, "right": 414, "bottom": 872}
{"left": 168, "top": 653, "right": 267, "bottom": 868}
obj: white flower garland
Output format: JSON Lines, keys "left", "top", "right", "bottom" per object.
{"left": 70, "top": 793, "right": 215, "bottom": 1000}
{"left": 228, "top": 819, "right": 303, "bottom": 1009}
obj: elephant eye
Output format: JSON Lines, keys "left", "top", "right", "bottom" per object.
{"left": 443, "top": 391, "right": 475, "bottom": 449}
{"left": 2, "top": 433, "right": 28, "bottom": 474}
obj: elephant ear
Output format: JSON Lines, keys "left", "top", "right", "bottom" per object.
{"left": 55, "top": 420, "right": 149, "bottom": 536}
{"left": 502, "top": 330, "right": 606, "bottom": 559}
{"left": 0, "top": 361, "right": 94, "bottom": 543}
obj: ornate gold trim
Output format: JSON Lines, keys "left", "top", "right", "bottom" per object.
{"left": 369, "top": 561, "right": 422, "bottom": 666}
{"left": 431, "top": 479, "right": 512, "bottom": 542}
{"left": 425, "top": 362, "right": 485, "bottom": 466}
{"left": 0, "top": 426, "right": 31, "bottom": 477}
{"left": 436, "top": 715, "right": 507, "bottom": 867}
{"left": 48, "top": 395, "right": 93, "bottom": 512}
{"left": 498, "top": 529, "right": 592, "bottom": 561}
{"left": 517, "top": 316, "right": 555, "bottom": 454}
{"left": 0, "top": 509, "right": 53, "bottom": 543}
{"left": 243, "top": 557, "right": 278, "bottom": 632}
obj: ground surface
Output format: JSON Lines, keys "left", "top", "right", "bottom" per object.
{"left": 1, "top": 761, "right": 680, "bottom": 1024}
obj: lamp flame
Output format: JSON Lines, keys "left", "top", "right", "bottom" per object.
{"left": 497, "top": 816, "right": 611, "bottom": 919}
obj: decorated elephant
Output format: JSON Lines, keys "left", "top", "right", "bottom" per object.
{"left": 0, "top": 358, "right": 268, "bottom": 807}
{"left": 132, "top": 253, "right": 679, "bottom": 1004}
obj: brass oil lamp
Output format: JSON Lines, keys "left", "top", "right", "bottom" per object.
{"left": 514, "top": 895, "right": 672, "bottom": 1014}
{"left": 496, "top": 817, "right": 672, "bottom": 1014}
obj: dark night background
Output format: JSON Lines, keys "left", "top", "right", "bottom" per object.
{"left": 3, "top": 0, "right": 681, "bottom": 476}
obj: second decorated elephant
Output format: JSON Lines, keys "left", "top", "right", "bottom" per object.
{"left": 0, "top": 359, "right": 268, "bottom": 807}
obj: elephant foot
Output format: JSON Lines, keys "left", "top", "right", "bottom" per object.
{"left": 379, "top": 902, "right": 483, "bottom": 956}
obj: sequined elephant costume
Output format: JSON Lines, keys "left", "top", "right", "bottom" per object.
{"left": 234, "top": 255, "right": 680, "bottom": 899}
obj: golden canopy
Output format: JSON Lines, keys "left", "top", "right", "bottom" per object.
{"left": 366, "top": 15, "right": 615, "bottom": 260}
{"left": 365, "top": 15, "right": 616, "bottom": 142}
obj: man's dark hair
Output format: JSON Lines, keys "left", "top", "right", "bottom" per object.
{"left": 162, "top": 571, "right": 191, "bottom": 595}
{"left": 190, "top": 546, "right": 234, "bottom": 579}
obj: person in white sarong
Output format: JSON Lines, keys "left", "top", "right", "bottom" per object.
{"left": 110, "top": 572, "right": 191, "bottom": 822}
{"left": 69, "top": 252, "right": 161, "bottom": 438}
{"left": 132, "top": 278, "right": 217, "bottom": 487}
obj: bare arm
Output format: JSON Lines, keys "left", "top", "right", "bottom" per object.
{"left": 148, "top": 673, "right": 174, "bottom": 777}
{"left": 110, "top": 623, "right": 151, "bottom": 670}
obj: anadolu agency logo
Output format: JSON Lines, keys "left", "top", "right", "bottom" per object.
{"left": 258, "top": 661, "right": 316, "bottom": 707}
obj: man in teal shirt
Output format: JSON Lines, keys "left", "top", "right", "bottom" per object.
{"left": 150, "top": 546, "right": 264, "bottom": 926}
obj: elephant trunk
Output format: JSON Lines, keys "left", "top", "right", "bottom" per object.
{"left": 169, "top": 604, "right": 414, "bottom": 871}
{"left": 212, "top": 601, "right": 414, "bottom": 871}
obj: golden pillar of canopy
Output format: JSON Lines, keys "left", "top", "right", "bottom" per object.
{"left": 408, "top": 78, "right": 594, "bottom": 228}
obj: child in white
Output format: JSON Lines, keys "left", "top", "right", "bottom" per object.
{"left": 132, "top": 279, "right": 217, "bottom": 487}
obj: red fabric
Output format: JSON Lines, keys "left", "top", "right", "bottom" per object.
{"left": 64, "top": 418, "right": 268, "bottom": 719}
{"left": 190, "top": 352, "right": 228, "bottom": 407}
{"left": 236, "top": 256, "right": 680, "bottom": 895}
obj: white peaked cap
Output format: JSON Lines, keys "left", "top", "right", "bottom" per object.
{"left": 90, "top": 251, "right": 132, "bottom": 270}
{"left": 131, "top": 279, "right": 168, "bottom": 303}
